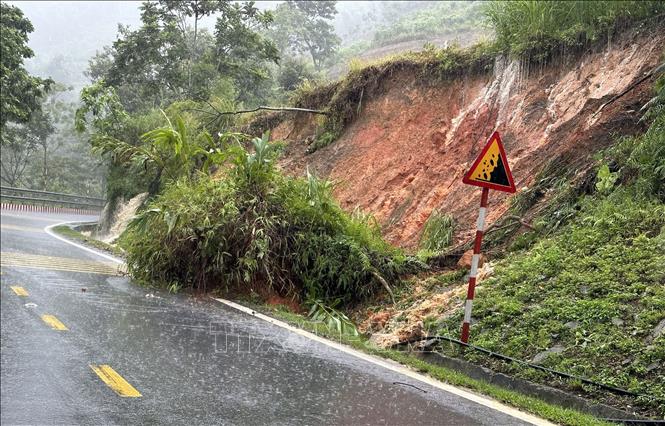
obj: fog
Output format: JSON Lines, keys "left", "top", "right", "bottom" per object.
{"left": 10, "top": 1, "right": 143, "bottom": 88}
{"left": 2, "top": 1, "right": 481, "bottom": 194}
{"left": 12, "top": 1, "right": 446, "bottom": 89}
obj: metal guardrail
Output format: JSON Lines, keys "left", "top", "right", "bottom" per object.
{"left": 0, "top": 186, "right": 106, "bottom": 214}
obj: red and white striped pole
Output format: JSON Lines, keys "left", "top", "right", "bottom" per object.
{"left": 460, "top": 186, "right": 489, "bottom": 344}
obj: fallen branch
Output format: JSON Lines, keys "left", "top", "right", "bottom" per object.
{"left": 485, "top": 215, "right": 535, "bottom": 234}
{"left": 427, "top": 215, "right": 534, "bottom": 267}
{"left": 592, "top": 61, "right": 665, "bottom": 118}
{"left": 216, "top": 106, "right": 329, "bottom": 116}
{"left": 371, "top": 270, "right": 396, "bottom": 305}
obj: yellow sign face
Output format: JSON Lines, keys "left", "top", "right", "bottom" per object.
{"left": 468, "top": 140, "right": 504, "bottom": 183}
{"left": 462, "top": 132, "right": 516, "bottom": 193}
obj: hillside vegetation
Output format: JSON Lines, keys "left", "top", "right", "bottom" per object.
{"left": 119, "top": 131, "right": 420, "bottom": 307}
{"left": 42, "top": 0, "right": 664, "bottom": 420}
{"left": 432, "top": 111, "right": 665, "bottom": 414}
{"left": 264, "top": 1, "right": 665, "bottom": 417}
{"left": 486, "top": 0, "right": 664, "bottom": 58}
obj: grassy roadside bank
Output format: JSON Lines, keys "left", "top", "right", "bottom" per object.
{"left": 51, "top": 224, "right": 124, "bottom": 258}
{"left": 51, "top": 224, "right": 612, "bottom": 425}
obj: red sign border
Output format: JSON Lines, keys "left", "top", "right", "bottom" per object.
{"left": 462, "top": 131, "right": 516, "bottom": 193}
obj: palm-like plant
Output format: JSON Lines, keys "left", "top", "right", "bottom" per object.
{"left": 92, "top": 110, "right": 246, "bottom": 184}
{"left": 233, "top": 131, "right": 280, "bottom": 190}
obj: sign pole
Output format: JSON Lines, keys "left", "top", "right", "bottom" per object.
{"left": 460, "top": 186, "right": 489, "bottom": 344}
{"left": 460, "top": 131, "right": 515, "bottom": 343}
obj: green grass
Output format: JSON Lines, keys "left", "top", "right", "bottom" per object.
{"left": 485, "top": 1, "right": 665, "bottom": 60}
{"left": 52, "top": 225, "right": 124, "bottom": 258}
{"left": 432, "top": 115, "right": 665, "bottom": 416}
{"left": 251, "top": 303, "right": 613, "bottom": 426}
{"left": 419, "top": 210, "right": 455, "bottom": 252}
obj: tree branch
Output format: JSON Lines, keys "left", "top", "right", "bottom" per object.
{"left": 371, "top": 270, "right": 395, "bottom": 305}
{"left": 214, "top": 105, "right": 328, "bottom": 116}
{"left": 484, "top": 215, "right": 534, "bottom": 234}
{"left": 592, "top": 62, "right": 665, "bottom": 118}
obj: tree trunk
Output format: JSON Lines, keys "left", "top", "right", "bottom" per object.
{"left": 41, "top": 144, "right": 48, "bottom": 190}
{"left": 188, "top": 15, "right": 199, "bottom": 97}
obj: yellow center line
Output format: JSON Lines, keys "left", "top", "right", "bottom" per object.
{"left": 0, "top": 252, "right": 124, "bottom": 275}
{"left": 0, "top": 260, "right": 118, "bottom": 269}
{"left": 89, "top": 364, "right": 142, "bottom": 397}
{"left": 41, "top": 314, "right": 69, "bottom": 331}
{"left": 1, "top": 252, "right": 118, "bottom": 267}
{"left": 0, "top": 264, "right": 118, "bottom": 275}
{"left": 0, "top": 262, "right": 120, "bottom": 274}
{"left": 10, "top": 286, "right": 28, "bottom": 296}
{"left": 0, "top": 251, "right": 115, "bottom": 265}
{"left": 0, "top": 224, "right": 44, "bottom": 233}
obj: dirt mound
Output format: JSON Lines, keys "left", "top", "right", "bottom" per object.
{"left": 360, "top": 280, "right": 469, "bottom": 348}
{"left": 273, "top": 27, "right": 664, "bottom": 249}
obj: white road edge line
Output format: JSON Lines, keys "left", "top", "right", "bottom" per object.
{"left": 42, "top": 219, "right": 551, "bottom": 425}
{"left": 213, "top": 297, "right": 553, "bottom": 426}
{"left": 44, "top": 221, "right": 124, "bottom": 265}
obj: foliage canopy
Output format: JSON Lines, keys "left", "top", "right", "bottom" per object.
{"left": 87, "top": 0, "right": 278, "bottom": 112}
{"left": 0, "top": 2, "right": 52, "bottom": 133}
{"left": 266, "top": 0, "right": 340, "bottom": 70}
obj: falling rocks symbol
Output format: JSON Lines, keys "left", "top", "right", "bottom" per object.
{"left": 462, "top": 131, "right": 516, "bottom": 193}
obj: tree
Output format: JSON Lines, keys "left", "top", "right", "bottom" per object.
{"left": 2, "top": 85, "right": 105, "bottom": 194}
{"left": 213, "top": 2, "right": 279, "bottom": 104}
{"left": 267, "top": 1, "right": 340, "bottom": 70}
{"left": 157, "top": 1, "right": 226, "bottom": 96}
{"left": 97, "top": 2, "right": 187, "bottom": 112}
{"left": 0, "top": 2, "right": 52, "bottom": 134}
{"left": 0, "top": 109, "right": 53, "bottom": 187}
{"left": 87, "top": 0, "right": 279, "bottom": 112}
{"left": 277, "top": 57, "right": 316, "bottom": 92}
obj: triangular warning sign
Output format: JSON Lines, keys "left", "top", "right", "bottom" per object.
{"left": 462, "top": 131, "right": 516, "bottom": 193}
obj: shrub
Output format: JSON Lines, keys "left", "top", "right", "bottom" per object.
{"left": 420, "top": 210, "right": 455, "bottom": 252}
{"left": 120, "top": 131, "right": 421, "bottom": 305}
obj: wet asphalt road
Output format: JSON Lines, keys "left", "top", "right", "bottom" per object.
{"left": 0, "top": 210, "right": 537, "bottom": 425}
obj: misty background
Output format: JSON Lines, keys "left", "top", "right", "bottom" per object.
{"left": 2, "top": 1, "right": 485, "bottom": 196}
{"left": 14, "top": 1, "right": 486, "bottom": 92}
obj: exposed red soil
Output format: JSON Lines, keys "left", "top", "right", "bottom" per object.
{"left": 274, "top": 28, "right": 664, "bottom": 249}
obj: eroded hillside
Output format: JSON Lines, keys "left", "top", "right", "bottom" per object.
{"left": 269, "top": 26, "right": 664, "bottom": 249}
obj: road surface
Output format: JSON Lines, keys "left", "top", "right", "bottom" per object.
{"left": 1, "top": 210, "right": 544, "bottom": 425}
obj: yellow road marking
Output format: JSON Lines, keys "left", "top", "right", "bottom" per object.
{"left": 89, "top": 364, "right": 141, "bottom": 397}
{"left": 1, "top": 252, "right": 123, "bottom": 275}
{"left": 0, "top": 213, "right": 63, "bottom": 223}
{"left": 41, "top": 314, "right": 68, "bottom": 331}
{"left": 10, "top": 286, "right": 28, "bottom": 296}
{"left": 0, "top": 224, "right": 44, "bottom": 233}
{"left": 1, "top": 262, "right": 119, "bottom": 274}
